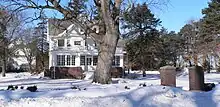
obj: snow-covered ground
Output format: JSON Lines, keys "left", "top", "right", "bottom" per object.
{"left": 0, "top": 71, "right": 220, "bottom": 107}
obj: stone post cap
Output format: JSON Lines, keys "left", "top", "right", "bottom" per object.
{"left": 188, "top": 66, "right": 203, "bottom": 70}
{"left": 160, "top": 66, "right": 176, "bottom": 70}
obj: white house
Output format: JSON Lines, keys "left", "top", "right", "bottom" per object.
{"left": 47, "top": 19, "right": 125, "bottom": 71}
{"left": 10, "top": 40, "right": 36, "bottom": 70}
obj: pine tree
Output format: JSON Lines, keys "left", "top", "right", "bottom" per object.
{"left": 122, "top": 3, "right": 161, "bottom": 38}
{"left": 201, "top": 0, "right": 220, "bottom": 36}
{"left": 200, "top": 0, "right": 220, "bottom": 55}
{"left": 160, "top": 30, "right": 183, "bottom": 67}
{"left": 122, "top": 3, "right": 161, "bottom": 77}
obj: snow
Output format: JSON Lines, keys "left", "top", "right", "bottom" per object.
{"left": 0, "top": 71, "right": 220, "bottom": 107}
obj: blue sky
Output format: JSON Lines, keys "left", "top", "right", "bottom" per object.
{"left": 23, "top": 0, "right": 210, "bottom": 33}
{"left": 156, "top": 0, "right": 210, "bottom": 32}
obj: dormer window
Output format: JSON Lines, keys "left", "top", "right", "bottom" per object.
{"left": 58, "top": 39, "right": 64, "bottom": 47}
{"left": 74, "top": 41, "right": 81, "bottom": 45}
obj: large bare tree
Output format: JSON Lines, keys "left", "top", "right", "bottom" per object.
{"left": 2, "top": 0, "right": 168, "bottom": 83}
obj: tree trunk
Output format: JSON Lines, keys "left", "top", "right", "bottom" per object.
{"left": 1, "top": 59, "right": 6, "bottom": 77}
{"left": 93, "top": 31, "right": 119, "bottom": 84}
{"left": 92, "top": 0, "right": 120, "bottom": 84}
{"left": 1, "top": 44, "right": 6, "bottom": 77}
{"left": 143, "top": 70, "right": 146, "bottom": 77}
{"left": 207, "top": 55, "right": 211, "bottom": 73}
{"left": 189, "top": 59, "right": 192, "bottom": 67}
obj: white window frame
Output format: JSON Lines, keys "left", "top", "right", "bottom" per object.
{"left": 57, "top": 55, "right": 65, "bottom": 66}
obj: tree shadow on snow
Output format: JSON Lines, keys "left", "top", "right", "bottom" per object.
{"left": 190, "top": 89, "right": 218, "bottom": 107}
{"left": 103, "top": 85, "right": 219, "bottom": 107}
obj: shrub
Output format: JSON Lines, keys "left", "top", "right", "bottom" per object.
{"left": 20, "top": 86, "right": 24, "bottom": 89}
{"left": 7, "top": 85, "right": 15, "bottom": 90}
{"left": 204, "top": 83, "right": 215, "bottom": 91}
{"left": 26, "top": 86, "right": 37, "bottom": 92}
{"left": 71, "top": 86, "right": 78, "bottom": 89}
{"left": 14, "top": 85, "right": 18, "bottom": 89}
{"left": 125, "top": 86, "right": 130, "bottom": 89}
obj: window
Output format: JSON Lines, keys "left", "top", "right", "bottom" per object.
{"left": 57, "top": 55, "right": 61, "bottom": 66}
{"left": 80, "top": 55, "right": 85, "bottom": 65}
{"left": 58, "top": 39, "right": 64, "bottom": 47}
{"left": 115, "top": 56, "right": 120, "bottom": 66}
{"left": 93, "top": 56, "right": 98, "bottom": 66}
{"left": 112, "top": 56, "right": 120, "bottom": 66}
{"left": 74, "top": 41, "right": 81, "bottom": 45}
{"left": 87, "top": 57, "right": 92, "bottom": 65}
{"left": 71, "top": 55, "right": 75, "bottom": 65}
{"left": 67, "top": 39, "right": 71, "bottom": 47}
{"left": 67, "top": 55, "right": 71, "bottom": 65}
{"left": 57, "top": 55, "right": 65, "bottom": 66}
{"left": 61, "top": 55, "right": 65, "bottom": 65}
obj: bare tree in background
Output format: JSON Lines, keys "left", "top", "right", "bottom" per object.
{"left": 19, "top": 28, "right": 38, "bottom": 73}
{"left": 2, "top": 0, "right": 169, "bottom": 83}
{"left": 0, "top": 7, "right": 24, "bottom": 77}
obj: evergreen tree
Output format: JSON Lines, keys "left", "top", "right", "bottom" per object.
{"left": 200, "top": 0, "right": 220, "bottom": 59}
{"left": 122, "top": 3, "right": 161, "bottom": 38}
{"left": 122, "top": 3, "right": 161, "bottom": 77}
{"left": 160, "top": 30, "right": 184, "bottom": 67}
{"left": 201, "top": 0, "right": 220, "bottom": 37}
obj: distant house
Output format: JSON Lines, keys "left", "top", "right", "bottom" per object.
{"left": 10, "top": 40, "right": 36, "bottom": 71}
{"left": 47, "top": 19, "right": 125, "bottom": 72}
